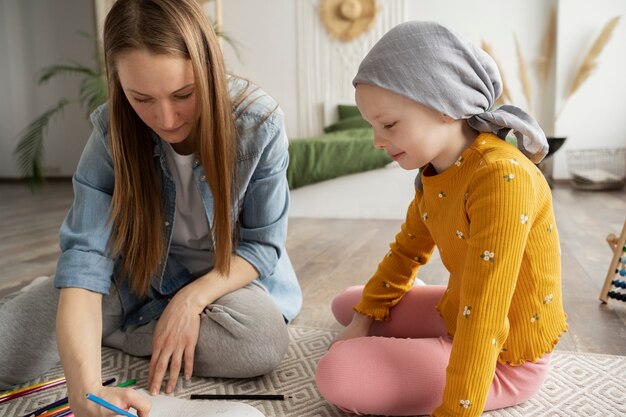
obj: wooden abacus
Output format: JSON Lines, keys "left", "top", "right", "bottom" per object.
{"left": 599, "top": 220, "right": 626, "bottom": 303}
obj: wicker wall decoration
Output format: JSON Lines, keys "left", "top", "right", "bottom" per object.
{"left": 319, "top": 0, "right": 378, "bottom": 42}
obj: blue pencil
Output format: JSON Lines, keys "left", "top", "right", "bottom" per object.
{"left": 85, "top": 393, "right": 136, "bottom": 417}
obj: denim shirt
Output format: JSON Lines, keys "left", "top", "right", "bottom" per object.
{"left": 54, "top": 79, "right": 302, "bottom": 327}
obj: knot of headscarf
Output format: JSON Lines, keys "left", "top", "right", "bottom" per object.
{"left": 352, "top": 21, "right": 548, "bottom": 163}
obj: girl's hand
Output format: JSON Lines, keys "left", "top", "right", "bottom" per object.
{"left": 331, "top": 312, "right": 374, "bottom": 347}
{"left": 69, "top": 386, "right": 151, "bottom": 417}
{"left": 148, "top": 284, "right": 203, "bottom": 395}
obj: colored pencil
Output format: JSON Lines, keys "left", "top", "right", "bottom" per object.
{"left": 115, "top": 379, "right": 137, "bottom": 388}
{"left": 37, "top": 404, "right": 70, "bottom": 417}
{"left": 190, "top": 393, "right": 288, "bottom": 400}
{"left": 1, "top": 377, "right": 65, "bottom": 400}
{"left": 85, "top": 393, "right": 136, "bottom": 417}
{"left": 0, "top": 378, "right": 66, "bottom": 404}
{"left": 21, "top": 377, "right": 121, "bottom": 417}
{"left": 22, "top": 396, "right": 70, "bottom": 417}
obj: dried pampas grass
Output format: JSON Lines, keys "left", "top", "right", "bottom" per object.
{"left": 566, "top": 16, "right": 620, "bottom": 98}
{"left": 556, "top": 16, "right": 620, "bottom": 119}
{"left": 537, "top": 8, "right": 557, "bottom": 82}
{"left": 483, "top": 12, "right": 619, "bottom": 123}
{"left": 481, "top": 40, "right": 512, "bottom": 106}
{"left": 535, "top": 8, "right": 557, "bottom": 120}
{"left": 514, "top": 33, "right": 533, "bottom": 115}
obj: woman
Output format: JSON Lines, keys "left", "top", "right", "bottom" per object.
{"left": 0, "top": 0, "right": 301, "bottom": 416}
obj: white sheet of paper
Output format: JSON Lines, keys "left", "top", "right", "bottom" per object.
{"left": 134, "top": 389, "right": 265, "bottom": 417}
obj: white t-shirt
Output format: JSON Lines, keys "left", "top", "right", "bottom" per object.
{"left": 163, "top": 143, "right": 213, "bottom": 275}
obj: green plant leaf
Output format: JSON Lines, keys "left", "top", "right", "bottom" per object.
{"left": 76, "top": 30, "right": 96, "bottom": 41}
{"left": 37, "top": 63, "right": 96, "bottom": 85}
{"left": 79, "top": 72, "right": 107, "bottom": 117}
{"left": 14, "top": 99, "right": 70, "bottom": 190}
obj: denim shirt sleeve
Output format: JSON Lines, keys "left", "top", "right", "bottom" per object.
{"left": 54, "top": 105, "right": 115, "bottom": 294}
{"left": 236, "top": 110, "right": 290, "bottom": 278}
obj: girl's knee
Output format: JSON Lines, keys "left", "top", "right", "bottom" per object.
{"left": 315, "top": 348, "right": 340, "bottom": 399}
{"left": 316, "top": 337, "right": 444, "bottom": 416}
{"left": 315, "top": 342, "right": 364, "bottom": 410}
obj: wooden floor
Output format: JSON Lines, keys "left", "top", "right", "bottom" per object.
{"left": 1, "top": 180, "right": 625, "bottom": 355}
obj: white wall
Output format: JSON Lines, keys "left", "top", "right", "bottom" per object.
{"left": 221, "top": 0, "right": 299, "bottom": 138}
{"left": 403, "top": 0, "right": 626, "bottom": 179}
{"left": 222, "top": 0, "right": 405, "bottom": 138}
{"left": 220, "top": 0, "right": 556, "bottom": 135}
{"left": 0, "top": 0, "right": 95, "bottom": 178}
{"left": 2, "top": 0, "right": 623, "bottom": 179}
{"left": 0, "top": 1, "right": 28, "bottom": 178}
{"left": 405, "top": 0, "right": 557, "bottom": 125}
{"left": 221, "top": 0, "right": 625, "bottom": 179}
{"left": 554, "top": 0, "right": 626, "bottom": 179}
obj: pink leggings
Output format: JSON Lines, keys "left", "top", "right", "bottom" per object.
{"left": 315, "top": 285, "right": 551, "bottom": 416}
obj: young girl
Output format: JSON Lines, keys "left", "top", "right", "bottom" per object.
{"left": 0, "top": 0, "right": 301, "bottom": 415}
{"left": 315, "top": 21, "right": 567, "bottom": 416}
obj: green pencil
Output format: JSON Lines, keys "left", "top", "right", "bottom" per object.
{"left": 116, "top": 379, "right": 137, "bottom": 388}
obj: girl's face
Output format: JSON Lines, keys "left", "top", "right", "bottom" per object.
{"left": 355, "top": 83, "right": 462, "bottom": 172}
{"left": 116, "top": 50, "right": 197, "bottom": 154}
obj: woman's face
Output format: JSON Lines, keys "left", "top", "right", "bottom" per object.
{"left": 116, "top": 50, "right": 197, "bottom": 154}
{"left": 355, "top": 83, "right": 458, "bottom": 171}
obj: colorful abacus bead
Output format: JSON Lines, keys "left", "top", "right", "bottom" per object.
{"left": 607, "top": 291, "right": 626, "bottom": 302}
{"left": 611, "top": 280, "right": 626, "bottom": 289}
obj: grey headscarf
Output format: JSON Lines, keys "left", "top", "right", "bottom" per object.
{"left": 353, "top": 21, "right": 548, "bottom": 163}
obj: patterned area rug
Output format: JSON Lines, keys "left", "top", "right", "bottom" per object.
{"left": 1, "top": 326, "right": 625, "bottom": 417}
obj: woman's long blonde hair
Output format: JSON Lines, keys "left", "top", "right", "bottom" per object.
{"left": 104, "top": 0, "right": 237, "bottom": 295}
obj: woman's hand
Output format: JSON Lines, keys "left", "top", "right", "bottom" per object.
{"left": 331, "top": 312, "right": 374, "bottom": 347}
{"left": 147, "top": 257, "right": 258, "bottom": 394}
{"left": 57, "top": 289, "right": 151, "bottom": 416}
{"left": 148, "top": 283, "right": 204, "bottom": 395}
{"left": 69, "top": 385, "right": 151, "bottom": 417}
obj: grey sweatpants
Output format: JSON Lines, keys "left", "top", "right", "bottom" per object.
{"left": 0, "top": 276, "right": 289, "bottom": 389}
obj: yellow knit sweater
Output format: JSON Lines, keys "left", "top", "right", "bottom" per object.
{"left": 354, "top": 133, "right": 568, "bottom": 417}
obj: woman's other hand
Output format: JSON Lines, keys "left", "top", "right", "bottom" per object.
{"left": 148, "top": 284, "right": 203, "bottom": 395}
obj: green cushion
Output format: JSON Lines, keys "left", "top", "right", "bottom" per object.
{"left": 337, "top": 104, "right": 361, "bottom": 120}
{"left": 287, "top": 127, "right": 392, "bottom": 189}
{"left": 323, "top": 115, "right": 371, "bottom": 133}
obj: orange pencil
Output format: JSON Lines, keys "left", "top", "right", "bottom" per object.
{"left": 38, "top": 404, "right": 71, "bottom": 417}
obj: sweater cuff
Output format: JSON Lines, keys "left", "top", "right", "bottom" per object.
{"left": 353, "top": 302, "right": 391, "bottom": 321}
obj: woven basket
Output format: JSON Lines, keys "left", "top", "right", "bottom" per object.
{"left": 567, "top": 148, "right": 626, "bottom": 190}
